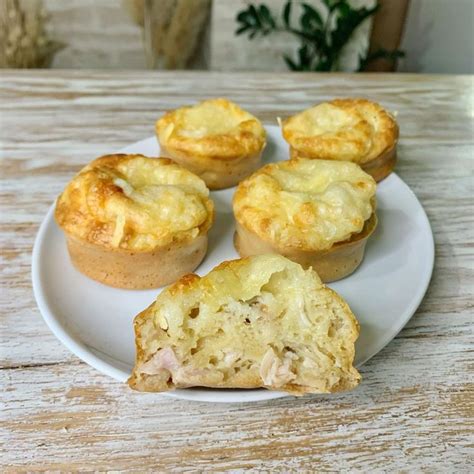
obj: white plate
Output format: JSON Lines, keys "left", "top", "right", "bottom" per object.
{"left": 32, "top": 125, "right": 434, "bottom": 403}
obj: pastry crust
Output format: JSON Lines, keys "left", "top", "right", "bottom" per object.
{"left": 282, "top": 98, "right": 399, "bottom": 181}
{"left": 65, "top": 233, "right": 207, "bottom": 289}
{"left": 156, "top": 98, "right": 266, "bottom": 189}
{"left": 233, "top": 158, "right": 377, "bottom": 282}
{"left": 55, "top": 154, "right": 214, "bottom": 289}
{"left": 234, "top": 214, "right": 377, "bottom": 282}
{"left": 128, "top": 254, "right": 361, "bottom": 395}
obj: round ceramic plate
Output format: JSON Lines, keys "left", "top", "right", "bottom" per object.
{"left": 32, "top": 125, "right": 434, "bottom": 403}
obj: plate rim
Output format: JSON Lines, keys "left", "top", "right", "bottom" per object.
{"left": 31, "top": 131, "right": 435, "bottom": 404}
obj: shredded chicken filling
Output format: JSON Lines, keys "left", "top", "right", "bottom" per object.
{"left": 138, "top": 270, "right": 351, "bottom": 390}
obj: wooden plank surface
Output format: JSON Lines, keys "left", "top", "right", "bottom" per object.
{"left": 1, "top": 70, "right": 473, "bottom": 471}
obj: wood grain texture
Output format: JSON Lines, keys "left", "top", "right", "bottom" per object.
{"left": 0, "top": 70, "right": 473, "bottom": 471}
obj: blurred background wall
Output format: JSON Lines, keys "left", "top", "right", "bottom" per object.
{"left": 399, "top": 0, "right": 474, "bottom": 74}
{"left": 1, "top": 0, "right": 473, "bottom": 73}
{"left": 45, "top": 0, "right": 146, "bottom": 69}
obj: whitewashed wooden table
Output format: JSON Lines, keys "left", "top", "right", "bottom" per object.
{"left": 1, "top": 71, "right": 472, "bottom": 471}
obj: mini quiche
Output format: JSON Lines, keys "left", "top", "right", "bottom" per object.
{"left": 128, "top": 254, "right": 360, "bottom": 395}
{"left": 282, "top": 98, "right": 399, "bottom": 182}
{"left": 156, "top": 98, "right": 266, "bottom": 190}
{"left": 233, "top": 158, "right": 377, "bottom": 282}
{"left": 55, "top": 154, "right": 214, "bottom": 289}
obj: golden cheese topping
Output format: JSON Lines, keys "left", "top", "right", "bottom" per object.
{"left": 55, "top": 154, "right": 214, "bottom": 251}
{"left": 282, "top": 98, "right": 398, "bottom": 164}
{"left": 156, "top": 98, "right": 266, "bottom": 159}
{"left": 233, "top": 158, "right": 376, "bottom": 251}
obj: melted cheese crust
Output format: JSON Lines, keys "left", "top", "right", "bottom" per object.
{"left": 156, "top": 98, "right": 266, "bottom": 159}
{"left": 55, "top": 154, "right": 214, "bottom": 251}
{"left": 233, "top": 158, "right": 376, "bottom": 251}
{"left": 282, "top": 98, "right": 398, "bottom": 164}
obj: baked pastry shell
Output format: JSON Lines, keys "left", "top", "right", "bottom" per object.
{"left": 64, "top": 232, "right": 208, "bottom": 290}
{"left": 234, "top": 213, "right": 377, "bottom": 283}
{"left": 290, "top": 143, "right": 397, "bottom": 183}
{"left": 159, "top": 143, "right": 264, "bottom": 190}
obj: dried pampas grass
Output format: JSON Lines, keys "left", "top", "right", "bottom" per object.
{"left": 0, "top": 0, "right": 63, "bottom": 68}
{"left": 161, "top": 0, "right": 210, "bottom": 69}
{"left": 123, "top": 0, "right": 145, "bottom": 27}
{"left": 125, "top": 0, "right": 211, "bottom": 69}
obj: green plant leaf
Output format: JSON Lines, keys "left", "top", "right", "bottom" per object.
{"left": 235, "top": 3, "right": 278, "bottom": 38}
{"left": 236, "top": 25, "right": 250, "bottom": 35}
{"left": 236, "top": 0, "right": 381, "bottom": 72}
{"left": 259, "top": 4, "right": 276, "bottom": 28}
{"left": 283, "top": 54, "right": 299, "bottom": 70}
{"left": 322, "top": 0, "right": 345, "bottom": 13}
{"left": 337, "top": 1, "right": 351, "bottom": 18}
{"left": 283, "top": 1, "right": 292, "bottom": 27}
{"left": 298, "top": 44, "right": 312, "bottom": 70}
{"left": 329, "top": 4, "right": 379, "bottom": 62}
{"left": 236, "top": 11, "right": 249, "bottom": 23}
{"left": 314, "top": 60, "right": 331, "bottom": 71}
{"left": 300, "top": 3, "right": 323, "bottom": 32}
{"left": 248, "top": 31, "right": 256, "bottom": 39}
{"left": 358, "top": 48, "right": 405, "bottom": 71}
{"left": 248, "top": 5, "right": 260, "bottom": 25}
